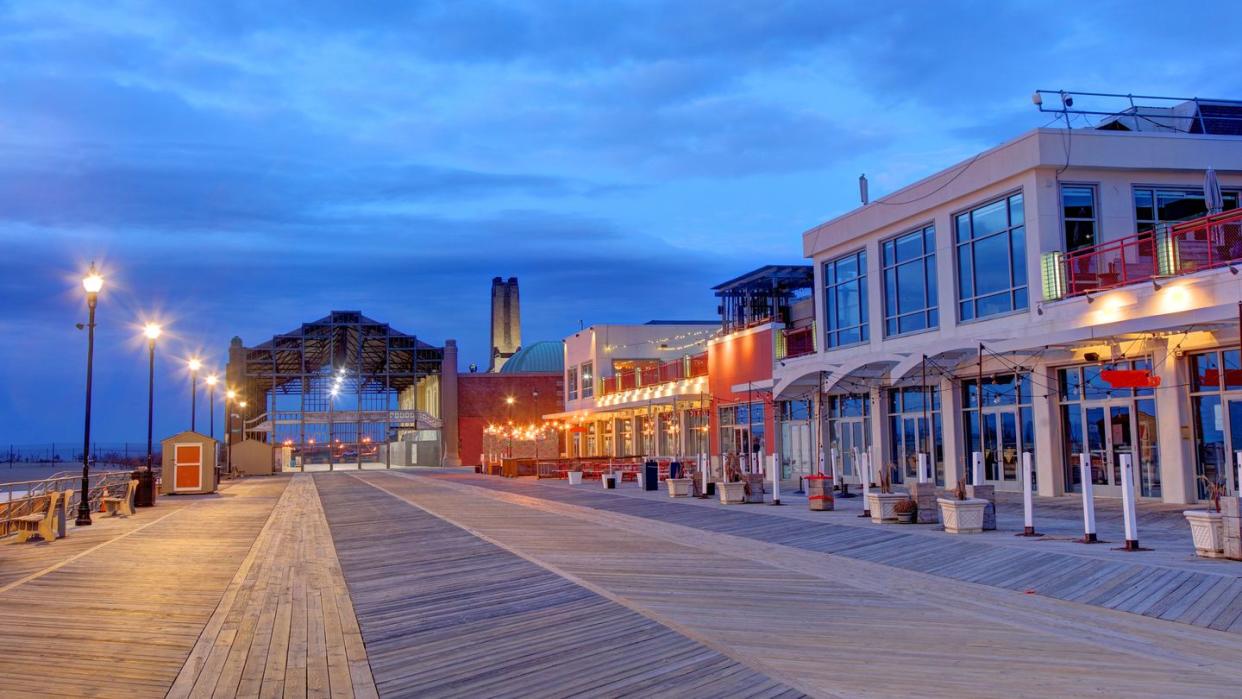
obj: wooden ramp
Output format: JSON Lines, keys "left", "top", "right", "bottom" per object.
{"left": 315, "top": 472, "right": 803, "bottom": 698}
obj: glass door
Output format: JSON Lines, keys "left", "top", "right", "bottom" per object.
{"left": 1079, "top": 402, "right": 1141, "bottom": 497}
{"left": 1225, "top": 399, "right": 1242, "bottom": 495}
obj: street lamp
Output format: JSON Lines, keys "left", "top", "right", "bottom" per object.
{"left": 76, "top": 263, "right": 104, "bottom": 526}
{"left": 205, "top": 374, "right": 218, "bottom": 439}
{"left": 505, "top": 396, "right": 515, "bottom": 458}
{"left": 139, "top": 322, "right": 161, "bottom": 507}
{"left": 225, "top": 389, "right": 237, "bottom": 474}
{"left": 328, "top": 386, "right": 338, "bottom": 471}
{"left": 188, "top": 357, "right": 202, "bottom": 431}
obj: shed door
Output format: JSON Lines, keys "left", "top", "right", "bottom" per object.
{"left": 175, "top": 443, "right": 202, "bottom": 491}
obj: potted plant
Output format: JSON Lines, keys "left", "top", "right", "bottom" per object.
{"left": 718, "top": 465, "right": 747, "bottom": 505}
{"left": 866, "top": 467, "right": 907, "bottom": 523}
{"left": 894, "top": 497, "right": 917, "bottom": 524}
{"left": 1185, "top": 475, "right": 1227, "bottom": 558}
{"left": 937, "top": 480, "right": 988, "bottom": 534}
{"left": 666, "top": 474, "right": 693, "bottom": 497}
{"left": 567, "top": 468, "right": 583, "bottom": 485}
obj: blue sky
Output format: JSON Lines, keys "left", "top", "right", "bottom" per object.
{"left": 2, "top": 1, "right": 1241, "bottom": 444}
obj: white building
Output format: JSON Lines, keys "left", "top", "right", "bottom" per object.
{"left": 775, "top": 115, "right": 1242, "bottom": 504}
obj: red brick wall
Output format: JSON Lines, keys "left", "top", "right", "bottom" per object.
{"left": 457, "top": 373, "right": 563, "bottom": 466}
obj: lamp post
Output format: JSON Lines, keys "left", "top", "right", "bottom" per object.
{"left": 328, "top": 386, "right": 338, "bottom": 471}
{"left": 205, "top": 374, "right": 218, "bottom": 439}
{"left": 505, "top": 396, "right": 515, "bottom": 458}
{"left": 225, "top": 389, "right": 237, "bottom": 474}
{"left": 138, "top": 323, "right": 161, "bottom": 507}
{"left": 188, "top": 357, "right": 202, "bottom": 432}
{"left": 76, "top": 264, "right": 104, "bottom": 526}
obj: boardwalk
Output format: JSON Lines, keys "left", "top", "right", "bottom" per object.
{"left": 1, "top": 469, "right": 1240, "bottom": 697}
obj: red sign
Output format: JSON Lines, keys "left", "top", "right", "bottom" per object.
{"left": 1099, "top": 369, "right": 1161, "bottom": 389}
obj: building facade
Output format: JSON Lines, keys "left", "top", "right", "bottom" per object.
{"left": 775, "top": 124, "right": 1242, "bottom": 504}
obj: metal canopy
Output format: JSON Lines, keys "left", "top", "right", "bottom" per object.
{"left": 242, "top": 311, "right": 443, "bottom": 394}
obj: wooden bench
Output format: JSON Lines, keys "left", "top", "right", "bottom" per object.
{"left": 13, "top": 491, "right": 60, "bottom": 543}
{"left": 102, "top": 479, "right": 138, "bottom": 517}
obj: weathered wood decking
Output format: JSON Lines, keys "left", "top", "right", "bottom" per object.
{"left": 3, "top": 468, "right": 1241, "bottom": 697}
{"left": 439, "top": 471, "right": 1242, "bottom": 634}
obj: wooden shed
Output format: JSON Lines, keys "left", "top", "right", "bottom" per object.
{"left": 160, "top": 431, "right": 218, "bottom": 495}
{"left": 232, "top": 439, "right": 275, "bottom": 476}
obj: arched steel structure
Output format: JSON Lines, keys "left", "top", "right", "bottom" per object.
{"left": 226, "top": 311, "right": 444, "bottom": 467}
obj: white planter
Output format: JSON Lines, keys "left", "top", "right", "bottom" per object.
{"left": 1184, "top": 510, "right": 1225, "bottom": 558}
{"left": 718, "top": 481, "right": 746, "bottom": 505}
{"left": 666, "top": 477, "right": 692, "bottom": 498}
{"left": 866, "top": 492, "right": 907, "bottom": 524}
{"left": 567, "top": 471, "right": 582, "bottom": 485}
{"left": 938, "top": 498, "right": 988, "bottom": 534}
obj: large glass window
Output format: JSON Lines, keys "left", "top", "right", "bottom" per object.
{"left": 1134, "top": 187, "right": 1240, "bottom": 231}
{"left": 580, "top": 361, "right": 594, "bottom": 399}
{"left": 961, "top": 372, "right": 1034, "bottom": 483}
{"left": 955, "top": 193, "right": 1027, "bottom": 321}
{"left": 719, "top": 402, "right": 766, "bottom": 472}
{"left": 826, "top": 393, "right": 870, "bottom": 479}
{"left": 1061, "top": 184, "right": 1097, "bottom": 251}
{"left": 1189, "top": 349, "right": 1242, "bottom": 499}
{"left": 882, "top": 225, "right": 938, "bottom": 337}
{"left": 1058, "top": 360, "right": 1159, "bottom": 498}
{"left": 823, "top": 249, "right": 868, "bottom": 348}
{"left": 886, "top": 386, "right": 943, "bottom": 485}
{"left": 566, "top": 366, "right": 578, "bottom": 400}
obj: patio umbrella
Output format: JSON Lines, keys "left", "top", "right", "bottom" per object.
{"left": 1205, "top": 167, "right": 1224, "bottom": 214}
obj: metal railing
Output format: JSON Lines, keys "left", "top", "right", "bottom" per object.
{"left": 598, "top": 352, "right": 711, "bottom": 398}
{"left": 1054, "top": 208, "right": 1242, "bottom": 299}
{"left": 1, "top": 469, "right": 136, "bottom": 537}
{"left": 777, "top": 324, "right": 817, "bottom": 360}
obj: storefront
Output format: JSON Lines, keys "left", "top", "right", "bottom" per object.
{"left": 1059, "top": 360, "right": 1160, "bottom": 499}
{"left": 961, "top": 372, "right": 1035, "bottom": 487}
{"left": 825, "top": 393, "right": 870, "bottom": 482}
{"left": 886, "top": 386, "right": 944, "bottom": 485}
{"left": 1189, "top": 348, "right": 1242, "bottom": 499}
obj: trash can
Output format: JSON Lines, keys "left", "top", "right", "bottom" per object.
{"left": 133, "top": 469, "right": 157, "bottom": 508}
{"left": 644, "top": 460, "right": 658, "bottom": 491}
{"left": 604, "top": 474, "right": 617, "bottom": 489}
{"left": 807, "top": 474, "right": 833, "bottom": 511}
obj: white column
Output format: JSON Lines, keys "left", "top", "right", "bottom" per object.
{"left": 1032, "top": 364, "right": 1060, "bottom": 496}
{"left": 1153, "top": 338, "right": 1194, "bottom": 504}
{"left": 1080, "top": 453, "right": 1097, "bottom": 542}
{"left": 941, "top": 374, "right": 963, "bottom": 489}
{"left": 917, "top": 453, "right": 930, "bottom": 484}
{"left": 971, "top": 451, "right": 984, "bottom": 486}
{"left": 1235, "top": 451, "right": 1242, "bottom": 497}
{"left": 1022, "top": 451, "right": 1035, "bottom": 535}
{"left": 1120, "top": 453, "right": 1140, "bottom": 549}
{"left": 860, "top": 451, "right": 872, "bottom": 512}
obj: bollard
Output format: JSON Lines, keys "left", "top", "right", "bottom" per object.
{"left": 1079, "top": 453, "right": 1098, "bottom": 543}
{"left": 917, "top": 453, "right": 929, "bottom": 484}
{"left": 971, "top": 451, "right": 984, "bottom": 486}
{"left": 1236, "top": 451, "right": 1242, "bottom": 500}
{"left": 769, "top": 454, "right": 782, "bottom": 506}
{"left": 1019, "top": 451, "right": 1040, "bottom": 536}
{"left": 859, "top": 451, "right": 872, "bottom": 518}
{"left": 1119, "top": 453, "right": 1141, "bottom": 550}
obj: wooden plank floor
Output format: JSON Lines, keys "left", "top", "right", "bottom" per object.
{"left": 168, "top": 475, "right": 377, "bottom": 699}
{"left": 314, "top": 472, "right": 803, "bottom": 698}
{"left": 360, "top": 470, "right": 1242, "bottom": 699}
{"left": 437, "top": 472, "right": 1242, "bottom": 634}
{"left": 0, "top": 478, "right": 287, "bottom": 697}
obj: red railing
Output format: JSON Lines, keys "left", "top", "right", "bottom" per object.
{"left": 1063, "top": 208, "right": 1242, "bottom": 297}
{"left": 1064, "top": 233, "right": 1157, "bottom": 296}
{"left": 688, "top": 352, "right": 708, "bottom": 377}
{"left": 779, "top": 325, "right": 816, "bottom": 359}
{"left": 596, "top": 354, "right": 709, "bottom": 400}
{"left": 1168, "top": 208, "right": 1242, "bottom": 274}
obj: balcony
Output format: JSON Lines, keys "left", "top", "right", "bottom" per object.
{"left": 597, "top": 352, "right": 708, "bottom": 398}
{"left": 776, "top": 323, "right": 817, "bottom": 360}
{"left": 1045, "top": 208, "right": 1242, "bottom": 300}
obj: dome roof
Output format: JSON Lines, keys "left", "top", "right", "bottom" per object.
{"left": 499, "top": 341, "right": 563, "bottom": 374}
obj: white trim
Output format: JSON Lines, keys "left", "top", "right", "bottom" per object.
{"left": 173, "top": 441, "right": 203, "bottom": 492}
